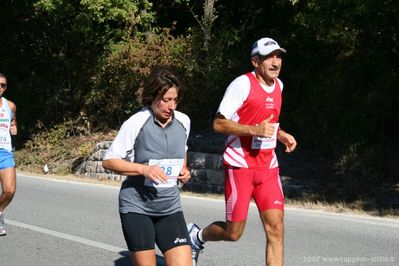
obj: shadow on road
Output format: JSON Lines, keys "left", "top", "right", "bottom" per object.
{"left": 114, "top": 251, "right": 166, "bottom": 266}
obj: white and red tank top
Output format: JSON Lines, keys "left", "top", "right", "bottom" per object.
{"left": 222, "top": 72, "right": 282, "bottom": 169}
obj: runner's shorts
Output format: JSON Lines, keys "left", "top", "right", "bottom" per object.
{"left": 225, "top": 166, "right": 284, "bottom": 222}
{"left": 0, "top": 149, "right": 15, "bottom": 170}
{"left": 120, "top": 211, "right": 190, "bottom": 253}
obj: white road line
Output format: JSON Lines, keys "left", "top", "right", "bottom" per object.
{"left": 6, "top": 219, "right": 126, "bottom": 253}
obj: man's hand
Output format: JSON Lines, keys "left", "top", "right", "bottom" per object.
{"left": 278, "top": 130, "right": 297, "bottom": 153}
{"left": 254, "top": 114, "right": 275, "bottom": 137}
{"left": 10, "top": 120, "right": 17, "bottom": 135}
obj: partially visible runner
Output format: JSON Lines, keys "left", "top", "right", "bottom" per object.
{"left": 0, "top": 72, "right": 18, "bottom": 236}
{"left": 103, "top": 68, "right": 193, "bottom": 266}
{"left": 187, "top": 37, "right": 297, "bottom": 266}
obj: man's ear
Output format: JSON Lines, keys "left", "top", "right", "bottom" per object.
{"left": 251, "top": 56, "right": 259, "bottom": 67}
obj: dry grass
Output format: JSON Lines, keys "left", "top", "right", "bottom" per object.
{"left": 285, "top": 198, "right": 399, "bottom": 218}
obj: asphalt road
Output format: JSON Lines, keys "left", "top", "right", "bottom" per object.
{"left": 0, "top": 174, "right": 398, "bottom": 266}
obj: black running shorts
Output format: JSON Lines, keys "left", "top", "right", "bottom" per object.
{"left": 120, "top": 211, "right": 190, "bottom": 253}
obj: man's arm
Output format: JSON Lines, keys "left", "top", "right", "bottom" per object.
{"left": 277, "top": 129, "right": 297, "bottom": 153}
{"left": 9, "top": 100, "right": 17, "bottom": 135}
{"left": 213, "top": 113, "right": 276, "bottom": 138}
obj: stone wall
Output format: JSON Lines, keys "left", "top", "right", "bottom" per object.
{"left": 73, "top": 141, "right": 124, "bottom": 181}
{"left": 73, "top": 141, "right": 225, "bottom": 193}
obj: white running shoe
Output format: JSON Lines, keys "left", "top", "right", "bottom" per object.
{"left": 0, "top": 213, "right": 6, "bottom": 236}
{"left": 187, "top": 223, "right": 204, "bottom": 265}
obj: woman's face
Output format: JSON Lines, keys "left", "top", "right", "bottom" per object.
{"left": 151, "top": 86, "right": 179, "bottom": 125}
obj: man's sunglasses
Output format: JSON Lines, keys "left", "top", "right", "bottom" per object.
{"left": 0, "top": 83, "right": 7, "bottom": 89}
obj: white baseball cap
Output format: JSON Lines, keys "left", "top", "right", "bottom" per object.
{"left": 250, "top": 37, "right": 286, "bottom": 57}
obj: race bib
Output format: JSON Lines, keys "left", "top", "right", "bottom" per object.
{"left": 251, "top": 123, "right": 279, "bottom": 150}
{"left": 0, "top": 135, "right": 11, "bottom": 150}
{"left": 144, "top": 159, "right": 184, "bottom": 188}
{"left": 0, "top": 109, "right": 12, "bottom": 151}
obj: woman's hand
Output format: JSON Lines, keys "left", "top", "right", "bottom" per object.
{"left": 143, "top": 165, "right": 168, "bottom": 184}
{"left": 177, "top": 167, "right": 191, "bottom": 184}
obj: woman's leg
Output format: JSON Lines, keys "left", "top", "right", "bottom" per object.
{"left": 156, "top": 211, "right": 192, "bottom": 266}
{"left": 120, "top": 212, "right": 157, "bottom": 266}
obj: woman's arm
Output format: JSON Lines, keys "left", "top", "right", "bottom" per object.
{"left": 102, "top": 158, "right": 168, "bottom": 183}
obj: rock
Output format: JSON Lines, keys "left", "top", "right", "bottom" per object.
{"left": 73, "top": 138, "right": 226, "bottom": 193}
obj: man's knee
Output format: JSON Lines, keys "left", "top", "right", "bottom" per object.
{"left": 225, "top": 221, "right": 246, "bottom": 242}
{"left": 1, "top": 189, "right": 16, "bottom": 201}
{"left": 265, "top": 220, "right": 284, "bottom": 239}
{"left": 225, "top": 224, "right": 245, "bottom": 242}
{"left": 226, "top": 231, "right": 242, "bottom": 242}
{"left": 3, "top": 191, "right": 15, "bottom": 201}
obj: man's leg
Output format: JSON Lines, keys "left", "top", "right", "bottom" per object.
{"left": 0, "top": 167, "right": 16, "bottom": 211}
{"left": 252, "top": 167, "right": 285, "bottom": 265}
{"left": 201, "top": 220, "right": 246, "bottom": 242}
{"left": 0, "top": 167, "right": 16, "bottom": 235}
{"left": 198, "top": 166, "right": 253, "bottom": 242}
{"left": 260, "top": 209, "right": 284, "bottom": 266}
{"left": 187, "top": 220, "right": 247, "bottom": 265}
{"left": 187, "top": 166, "right": 253, "bottom": 265}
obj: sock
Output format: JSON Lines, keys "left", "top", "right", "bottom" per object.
{"left": 197, "top": 229, "right": 205, "bottom": 244}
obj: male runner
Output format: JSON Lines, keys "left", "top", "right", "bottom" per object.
{"left": 0, "top": 72, "right": 18, "bottom": 236}
{"left": 187, "top": 37, "right": 297, "bottom": 266}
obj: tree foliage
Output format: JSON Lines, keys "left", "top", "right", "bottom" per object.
{"left": 1, "top": 0, "right": 154, "bottom": 138}
{"left": 0, "top": 0, "right": 398, "bottom": 206}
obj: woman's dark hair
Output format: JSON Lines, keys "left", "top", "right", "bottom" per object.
{"left": 136, "top": 68, "right": 183, "bottom": 106}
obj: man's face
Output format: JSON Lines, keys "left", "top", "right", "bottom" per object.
{"left": 252, "top": 50, "right": 282, "bottom": 85}
{"left": 0, "top": 77, "right": 7, "bottom": 97}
